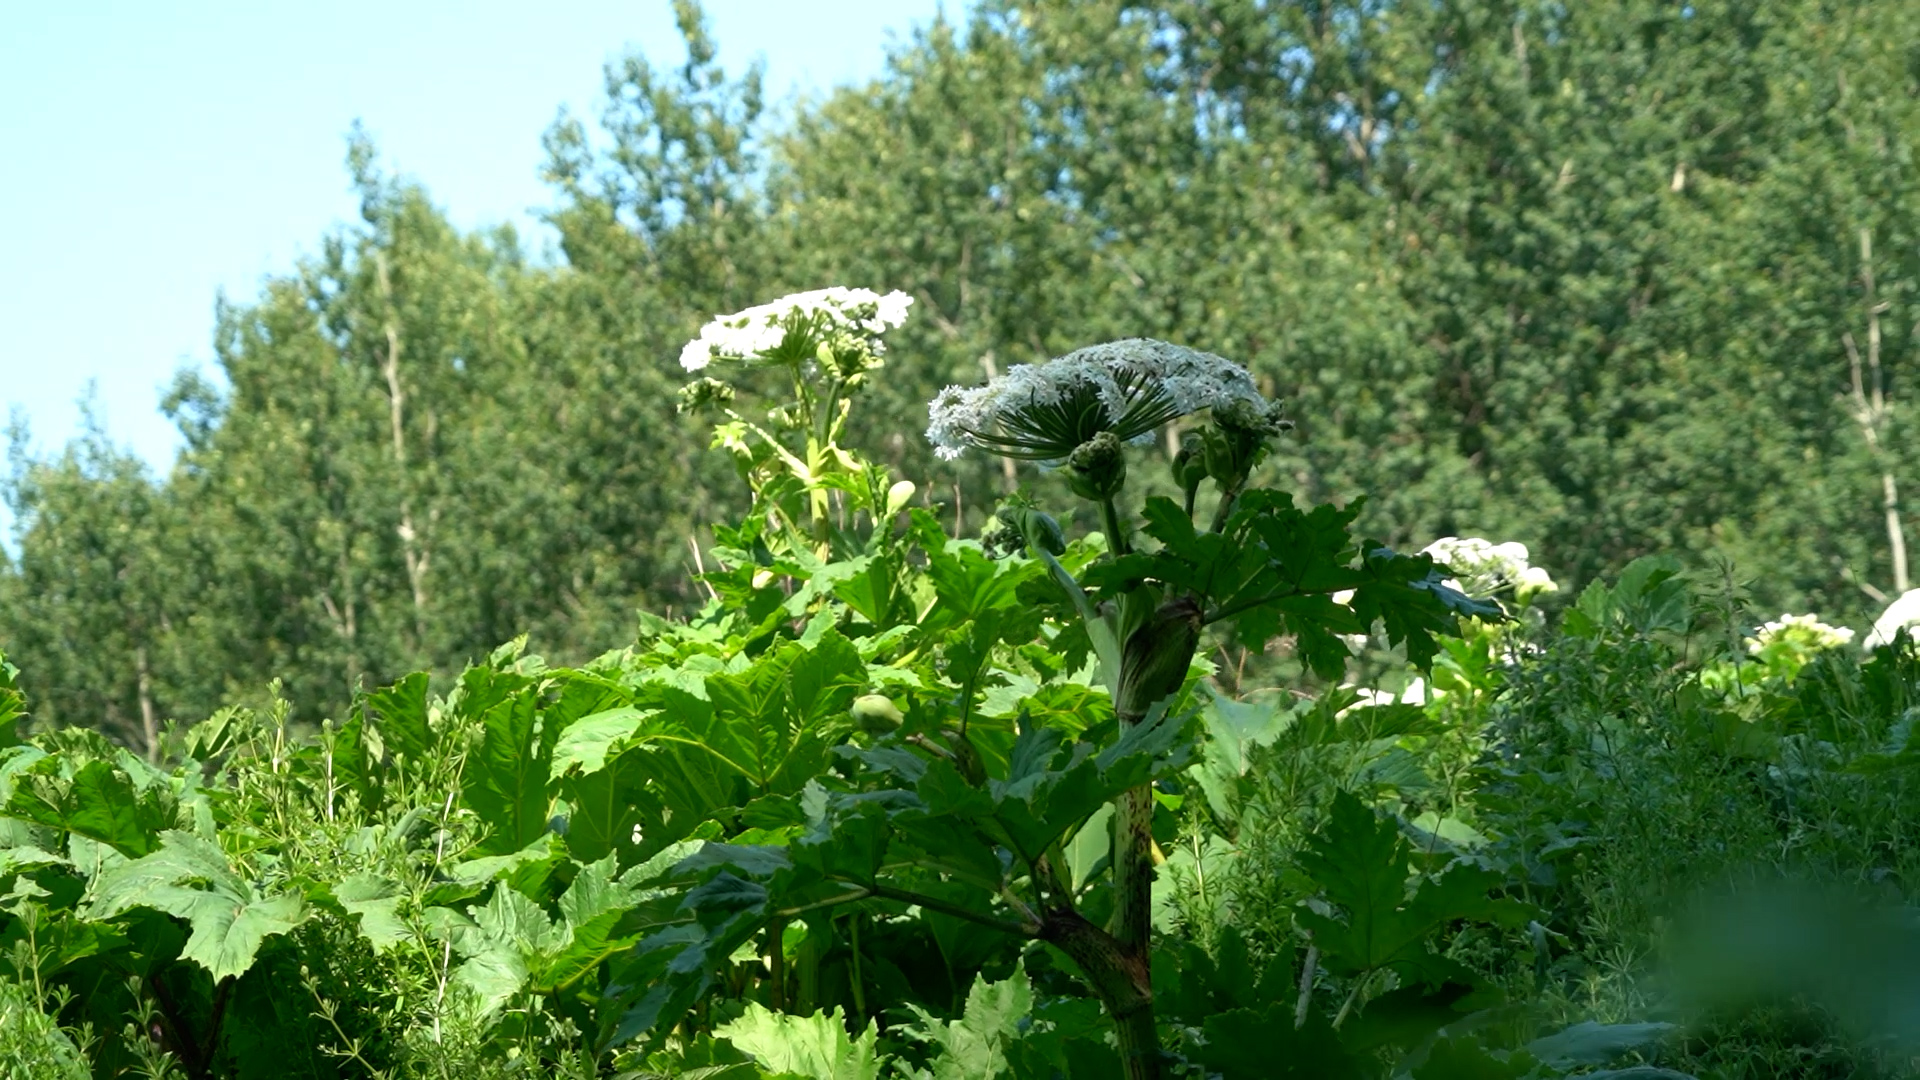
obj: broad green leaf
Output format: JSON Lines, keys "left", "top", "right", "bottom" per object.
{"left": 899, "top": 964, "right": 1033, "bottom": 1080}
{"left": 363, "top": 671, "right": 434, "bottom": 765}
{"left": 550, "top": 706, "right": 663, "bottom": 777}
{"left": 324, "top": 709, "right": 377, "bottom": 808}
{"left": 461, "top": 677, "right": 554, "bottom": 855}
{"left": 331, "top": 872, "right": 409, "bottom": 953}
{"left": 0, "top": 843, "right": 69, "bottom": 875}
{"left": 1200, "top": 1004, "right": 1359, "bottom": 1079}
{"left": 1411, "top": 1036, "right": 1536, "bottom": 1080}
{"left": 1525, "top": 1021, "right": 1677, "bottom": 1068}
{"left": 447, "top": 882, "right": 552, "bottom": 1015}
{"left": 1339, "top": 982, "right": 1476, "bottom": 1055}
{"left": 446, "top": 831, "right": 567, "bottom": 895}
{"left": 697, "top": 631, "right": 867, "bottom": 792}
{"left": 535, "top": 854, "right": 646, "bottom": 992}
{"left": 85, "top": 831, "right": 307, "bottom": 981}
{"left": 1063, "top": 803, "right": 1113, "bottom": 893}
{"left": 1298, "top": 792, "right": 1530, "bottom": 983}
{"left": 717, "top": 1003, "right": 883, "bottom": 1080}
{"left": 557, "top": 747, "right": 656, "bottom": 863}
{"left": 0, "top": 654, "right": 24, "bottom": 748}
{"left": 1193, "top": 688, "right": 1291, "bottom": 823}
{"left": 5, "top": 757, "right": 173, "bottom": 857}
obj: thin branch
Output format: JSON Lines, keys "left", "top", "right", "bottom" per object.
{"left": 774, "top": 888, "right": 873, "bottom": 920}
{"left": 868, "top": 883, "right": 1036, "bottom": 936}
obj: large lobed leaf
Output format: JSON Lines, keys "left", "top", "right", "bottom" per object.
{"left": 85, "top": 830, "right": 308, "bottom": 982}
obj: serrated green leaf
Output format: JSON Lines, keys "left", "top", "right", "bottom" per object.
{"left": 717, "top": 1003, "right": 883, "bottom": 1080}
{"left": 1299, "top": 793, "right": 1531, "bottom": 985}
{"left": 1411, "top": 1036, "right": 1536, "bottom": 1080}
{"left": 535, "top": 854, "right": 645, "bottom": 992}
{"left": 461, "top": 676, "right": 554, "bottom": 855}
{"left": 363, "top": 671, "right": 434, "bottom": 765}
{"left": 0, "top": 654, "right": 25, "bottom": 748}
{"left": 550, "top": 707, "right": 662, "bottom": 777}
{"left": 331, "top": 872, "right": 409, "bottom": 952}
{"left": 1200, "top": 1003, "right": 1359, "bottom": 1079}
{"left": 5, "top": 757, "right": 174, "bottom": 857}
{"left": 699, "top": 631, "right": 868, "bottom": 792}
{"left": 85, "top": 831, "right": 307, "bottom": 981}
{"left": 900, "top": 964, "right": 1033, "bottom": 1080}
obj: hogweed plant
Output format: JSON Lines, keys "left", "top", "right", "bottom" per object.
{"left": 0, "top": 292, "right": 1509, "bottom": 1080}
{"left": 679, "top": 287, "right": 916, "bottom": 554}
{"left": 662, "top": 307, "right": 1496, "bottom": 1079}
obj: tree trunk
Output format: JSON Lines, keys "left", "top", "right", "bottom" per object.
{"left": 376, "top": 252, "right": 432, "bottom": 650}
{"left": 135, "top": 644, "right": 158, "bottom": 761}
{"left": 1845, "top": 227, "right": 1908, "bottom": 595}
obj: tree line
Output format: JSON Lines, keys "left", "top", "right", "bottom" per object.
{"left": 4, "top": 0, "right": 1916, "bottom": 751}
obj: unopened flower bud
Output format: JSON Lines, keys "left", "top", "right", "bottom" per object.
{"left": 981, "top": 514, "right": 1023, "bottom": 560}
{"left": 1066, "top": 431, "right": 1128, "bottom": 502}
{"left": 1116, "top": 595, "right": 1203, "bottom": 721}
{"left": 851, "top": 693, "right": 905, "bottom": 733}
{"left": 1203, "top": 398, "right": 1290, "bottom": 488}
{"left": 1173, "top": 432, "right": 1209, "bottom": 504}
{"left": 1014, "top": 507, "right": 1066, "bottom": 556}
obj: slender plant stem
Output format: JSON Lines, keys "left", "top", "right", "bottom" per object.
{"left": 849, "top": 914, "right": 867, "bottom": 1028}
{"left": 1100, "top": 497, "right": 1131, "bottom": 557}
{"left": 1209, "top": 483, "right": 1243, "bottom": 533}
{"left": 869, "top": 884, "right": 1036, "bottom": 936}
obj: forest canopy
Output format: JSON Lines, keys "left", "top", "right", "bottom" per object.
{"left": 4, "top": 0, "right": 1917, "bottom": 750}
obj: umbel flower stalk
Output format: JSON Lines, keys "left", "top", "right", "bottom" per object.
{"left": 676, "top": 288, "right": 913, "bottom": 553}
{"left": 929, "top": 338, "right": 1288, "bottom": 1080}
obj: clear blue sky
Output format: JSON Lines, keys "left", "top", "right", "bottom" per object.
{"left": 0, "top": 1, "right": 954, "bottom": 538}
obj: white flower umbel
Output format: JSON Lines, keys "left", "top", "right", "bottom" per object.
{"left": 680, "top": 287, "right": 914, "bottom": 372}
{"left": 1340, "top": 677, "right": 1439, "bottom": 714}
{"left": 1746, "top": 613, "right": 1855, "bottom": 655}
{"left": 1864, "top": 588, "right": 1920, "bottom": 650}
{"left": 926, "top": 338, "right": 1266, "bottom": 461}
{"left": 1420, "top": 536, "right": 1558, "bottom": 600}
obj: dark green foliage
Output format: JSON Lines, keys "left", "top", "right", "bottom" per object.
{"left": 6, "top": 0, "right": 1919, "bottom": 737}
{"left": 1, "top": 0, "right": 1919, "bottom": 1075}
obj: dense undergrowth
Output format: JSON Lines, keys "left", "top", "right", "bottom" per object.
{"left": 5, "top": 304, "right": 1920, "bottom": 1079}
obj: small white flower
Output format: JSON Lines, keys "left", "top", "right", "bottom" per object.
{"left": 926, "top": 338, "right": 1269, "bottom": 461}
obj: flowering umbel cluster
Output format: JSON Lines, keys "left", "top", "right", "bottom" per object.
{"left": 1746, "top": 613, "right": 1854, "bottom": 655}
{"left": 679, "top": 287, "right": 913, "bottom": 377}
{"left": 1419, "top": 537, "right": 1558, "bottom": 601}
{"left": 925, "top": 339, "right": 1269, "bottom": 462}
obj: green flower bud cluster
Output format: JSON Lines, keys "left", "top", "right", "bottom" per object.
{"left": 676, "top": 377, "right": 736, "bottom": 414}
{"left": 982, "top": 496, "right": 1066, "bottom": 560}
{"left": 1066, "top": 431, "right": 1128, "bottom": 502}
{"left": 1172, "top": 432, "right": 1210, "bottom": 508}
{"left": 1197, "top": 398, "right": 1291, "bottom": 491}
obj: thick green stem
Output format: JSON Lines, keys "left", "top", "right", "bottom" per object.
{"left": 1042, "top": 908, "right": 1159, "bottom": 1080}
{"left": 1110, "top": 783, "right": 1155, "bottom": 952}
{"left": 1100, "top": 497, "right": 1132, "bottom": 557}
